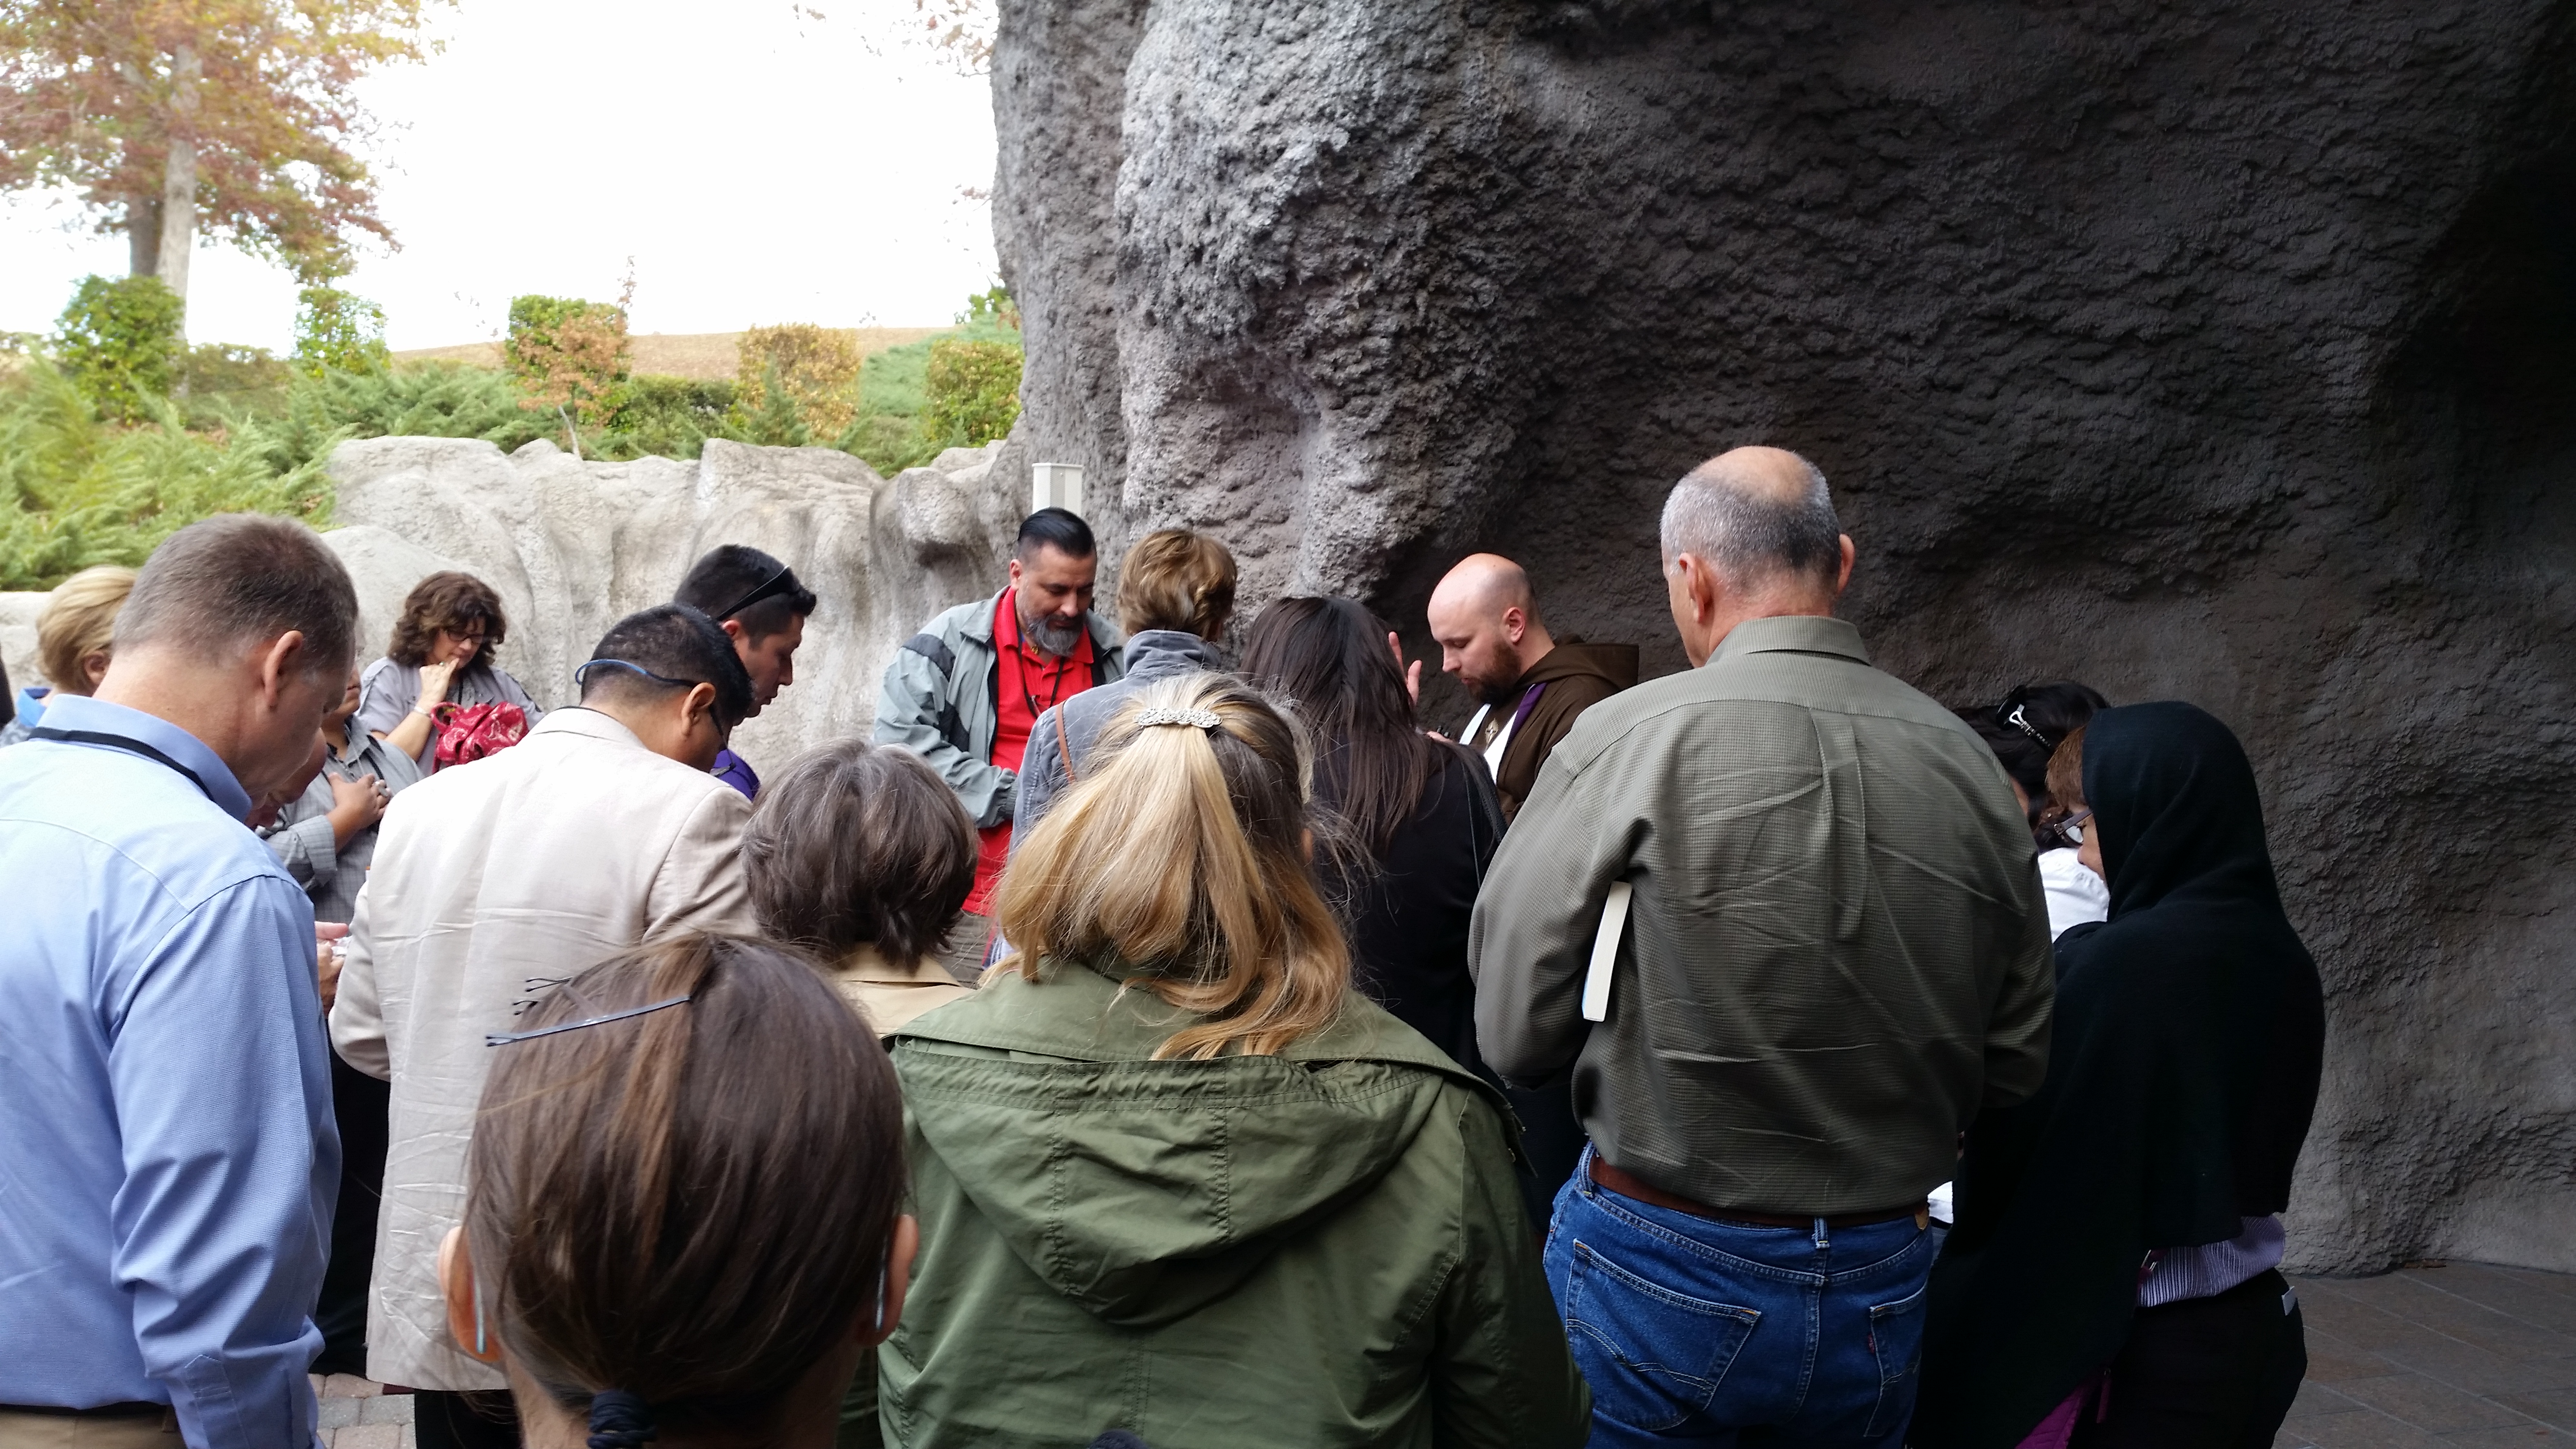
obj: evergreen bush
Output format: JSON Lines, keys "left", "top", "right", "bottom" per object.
{"left": 0, "top": 360, "right": 335, "bottom": 591}
{"left": 53, "top": 276, "right": 185, "bottom": 422}
{"left": 293, "top": 288, "right": 391, "bottom": 378}
{"left": 734, "top": 325, "right": 861, "bottom": 440}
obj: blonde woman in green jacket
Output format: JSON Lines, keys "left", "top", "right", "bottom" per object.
{"left": 880, "top": 673, "right": 1590, "bottom": 1449}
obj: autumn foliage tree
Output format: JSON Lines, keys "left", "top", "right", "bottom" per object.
{"left": 735, "top": 324, "right": 862, "bottom": 442}
{"left": 0, "top": 0, "right": 444, "bottom": 326}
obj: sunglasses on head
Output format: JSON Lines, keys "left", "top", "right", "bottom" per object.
{"left": 710, "top": 564, "right": 799, "bottom": 623}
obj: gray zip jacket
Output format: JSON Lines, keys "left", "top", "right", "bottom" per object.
{"left": 1011, "top": 629, "right": 1226, "bottom": 850}
{"left": 873, "top": 590, "right": 1125, "bottom": 829}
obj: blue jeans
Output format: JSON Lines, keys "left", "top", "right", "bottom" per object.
{"left": 1544, "top": 1147, "right": 1934, "bottom": 1448}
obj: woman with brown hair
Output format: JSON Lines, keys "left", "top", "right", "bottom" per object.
{"left": 436, "top": 932, "right": 917, "bottom": 1448}
{"left": 743, "top": 737, "right": 980, "bottom": 1037}
{"left": 356, "top": 571, "right": 542, "bottom": 770}
{"left": 880, "top": 674, "right": 1589, "bottom": 1449}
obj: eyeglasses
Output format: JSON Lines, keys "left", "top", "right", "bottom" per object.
{"left": 2055, "top": 807, "right": 2093, "bottom": 845}
{"left": 709, "top": 563, "right": 800, "bottom": 623}
{"left": 575, "top": 659, "right": 737, "bottom": 743}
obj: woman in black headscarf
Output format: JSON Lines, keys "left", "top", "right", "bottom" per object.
{"left": 1911, "top": 702, "right": 2326, "bottom": 1449}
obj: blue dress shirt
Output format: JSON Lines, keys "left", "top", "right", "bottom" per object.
{"left": 0, "top": 694, "right": 337, "bottom": 1447}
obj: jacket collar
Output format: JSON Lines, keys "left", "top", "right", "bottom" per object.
{"left": 1709, "top": 613, "right": 1871, "bottom": 667}
{"left": 34, "top": 693, "right": 254, "bottom": 820}
{"left": 1122, "top": 629, "right": 1224, "bottom": 677}
{"left": 529, "top": 706, "right": 652, "bottom": 752}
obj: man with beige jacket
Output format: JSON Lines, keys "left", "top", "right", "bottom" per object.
{"left": 331, "top": 604, "right": 758, "bottom": 1440}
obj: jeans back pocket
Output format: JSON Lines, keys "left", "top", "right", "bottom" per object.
{"left": 1864, "top": 1280, "right": 1929, "bottom": 1440}
{"left": 1562, "top": 1239, "right": 1761, "bottom": 1433}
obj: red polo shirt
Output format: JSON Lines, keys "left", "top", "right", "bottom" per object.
{"left": 968, "top": 590, "right": 1096, "bottom": 917}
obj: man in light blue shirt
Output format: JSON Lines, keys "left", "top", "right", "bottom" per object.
{"left": 0, "top": 515, "right": 360, "bottom": 1449}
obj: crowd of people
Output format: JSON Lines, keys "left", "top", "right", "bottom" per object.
{"left": 0, "top": 443, "right": 2325, "bottom": 1449}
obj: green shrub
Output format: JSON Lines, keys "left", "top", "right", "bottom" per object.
{"left": 924, "top": 338, "right": 1022, "bottom": 449}
{"left": 258, "top": 361, "right": 549, "bottom": 472}
{"left": 0, "top": 360, "right": 334, "bottom": 591}
{"left": 293, "top": 288, "right": 391, "bottom": 378}
{"left": 730, "top": 364, "right": 814, "bottom": 449}
{"left": 506, "top": 293, "right": 631, "bottom": 430}
{"left": 183, "top": 343, "right": 292, "bottom": 399}
{"left": 602, "top": 374, "right": 735, "bottom": 460}
{"left": 54, "top": 276, "right": 185, "bottom": 422}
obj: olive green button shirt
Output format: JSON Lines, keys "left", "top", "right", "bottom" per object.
{"left": 1470, "top": 614, "right": 2054, "bottom": 1215}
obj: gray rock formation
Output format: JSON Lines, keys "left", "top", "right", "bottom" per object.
{"left": 323, "top": 435, "right": 1027, "bottom": 776}
{"left": 995, "top": 0, "right": 2576, "bottom": 1271}
{"left": 0, "top": 439, "right": 1024, "bottom": 788}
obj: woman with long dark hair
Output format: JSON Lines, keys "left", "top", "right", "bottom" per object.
{"left": 1240, "top": 595, "right": 1505, "bottom": 1074}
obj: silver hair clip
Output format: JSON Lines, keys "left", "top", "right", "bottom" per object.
{"left": 485, "top": 995, "right": 692, "bottom": 1046}
{"left": 1135, "top": 706, "right": 1223, "bottom": 731}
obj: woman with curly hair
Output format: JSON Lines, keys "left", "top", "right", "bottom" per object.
{"left": 356, "top": 571, "right": 543, "bottom": 771}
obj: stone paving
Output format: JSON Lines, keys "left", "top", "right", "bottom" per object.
{"left": 307, "top": 1261, "right": 2576, "bottom": 1449}
{"left": 2280, "top": 1263, "right": 2576, "bottom": 1446}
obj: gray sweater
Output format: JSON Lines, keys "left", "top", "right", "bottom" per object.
{"left": 1010, "top": 629, "right": 1228, "bottom": 850}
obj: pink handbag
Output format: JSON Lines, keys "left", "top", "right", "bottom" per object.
{"left": 431, "top": 700, "right": 528, "bottom": 769}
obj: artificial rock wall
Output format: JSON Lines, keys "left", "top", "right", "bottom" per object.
{"left": 1, "top": 438, "right": 1024, "bottom": 794}
{"left": 994, "top": 0, "right": 2576, "bottom": 1271}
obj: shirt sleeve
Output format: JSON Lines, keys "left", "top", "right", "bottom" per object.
{"left": 352, "top": 660, "right": 414, "bottom": 742}
{"left": 1979, "top": 858, "right": 2057, "bottom": 1111}
{"left": 646, "top": 787, "right": 758, "bottom": 938}
{"left": 1468, "top": 745, "right": 1625, "bottom": 1086}
{"left": 874, "top": 645, "right": 1014, "bottom": 829}
{"left": 258, "top": 811, "right": 336, "bottom": 896}
{"left": 109, "top": 876, "right": 333, "bottom": 1449}
{"left": 330, "top": 877, "right": 391, "bottom": 1081}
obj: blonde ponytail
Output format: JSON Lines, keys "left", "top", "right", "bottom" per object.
{"left": 993, "top": 674, "right": 1350, "bottom": 1059}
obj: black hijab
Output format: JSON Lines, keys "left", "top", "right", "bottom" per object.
{"left": 1911, "top": 702, "right": 2326, "bottom": 1449}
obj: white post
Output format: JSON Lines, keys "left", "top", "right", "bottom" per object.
{"left": 1031, "top": 462, "right": 1084, "bottom": 518}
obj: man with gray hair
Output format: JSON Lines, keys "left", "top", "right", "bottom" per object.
{"left": 1471, "top": 446, "right": 2054, "bottom": 1448}
{"left": 0, "top": 515, "right": 356, "bottom": 1449}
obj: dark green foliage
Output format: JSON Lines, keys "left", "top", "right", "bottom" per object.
{"left": 924, "top": 339, "right": 1023, "bottom": 449}
{"left": 54, "top": 276, "right": 185, "bottom": 422}
{"left": 0, "top": 360, "right": 335, "bottom": 591}
{"left": 729, "top": 364, "right": 813, "bottom": 449}
{"left": 293, "top": 288, "right": 391, "bottom": 378}
{"left": 590, "top": 375, "right": 737, "bottom": 461}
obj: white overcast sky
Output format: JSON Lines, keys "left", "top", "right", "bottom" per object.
{"left": 0, "top": 0, "right": 999, "bottom": 351}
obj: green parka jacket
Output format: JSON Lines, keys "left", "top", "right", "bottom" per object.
{"left": 878, "top": 960, "right": 1591, "bottom": 1449}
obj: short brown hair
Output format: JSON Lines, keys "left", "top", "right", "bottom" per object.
{"left": 36, "top": 565, "right": 136, "bottom": 694}
{"left": 116, "top": 515, "right": 357, "bottom": 679}
{"left": 1115, "top": 529, "right": 1237, "bottom": 640}
{"left": 464, "top": 934, "right": 905, "bottom": 1424}
{"left": 387, "top": 571, "right": 507, "bottom": 668}
{"left": 744, "top": 740, "right": 976, "bottom": 967}
{"left": 2047, "top": 724, "right": 2088, "bottom": 816}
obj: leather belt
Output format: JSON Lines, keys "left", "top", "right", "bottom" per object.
{"left": 1589, "top": 1156, "right": 1931, "bottom": 1231}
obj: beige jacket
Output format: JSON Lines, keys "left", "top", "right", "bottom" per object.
{"left": 828, "top": 944, "right": 974, "bottom": 1037}
{"left": 330, "top": 708, "right": 755, "bottom": 1390}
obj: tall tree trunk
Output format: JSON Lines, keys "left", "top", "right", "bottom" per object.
{"left": 128, "top": 194, "right": 163, "bottom": 277}
{"left": 156, "top": 43, "right": 202, "bottom": 331}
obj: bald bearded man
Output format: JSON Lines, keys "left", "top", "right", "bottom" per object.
{"left": 1427, "top": 553, "right": 1636, "bottom": 820}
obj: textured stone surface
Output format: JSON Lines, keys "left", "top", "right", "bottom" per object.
{"left": 0, "top": 437, "right": 1024, "bottom": 792}
{"left": 322, "top": 435, "right": 1026, "bottom": 777}
{"left": 995, "top": 0, "right": 2576, "bottom": 1271}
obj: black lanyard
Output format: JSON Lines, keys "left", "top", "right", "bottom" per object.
{"left": 31, "top": 727, "right": 217, "bottom": 803}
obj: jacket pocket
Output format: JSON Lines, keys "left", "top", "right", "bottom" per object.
{"left": 1562, "top": 1238, "right": 1760, "bottom": 1433}
{"left": 1864, "top": 1280, "right": 1929, "bottom": 1439}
